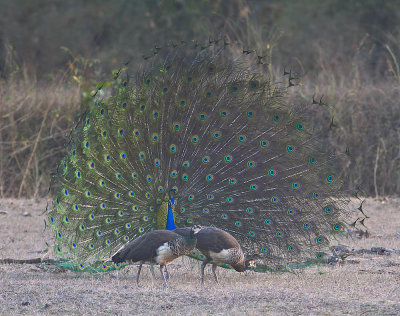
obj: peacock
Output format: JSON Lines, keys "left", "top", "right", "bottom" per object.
{"left": 48, "top": 38, "right": 359, "bottom": 274}
{"left": 174, "top": 226, "right": 256, "bottom": 284}
{"left": 111, "top": 225, "right": 202, "bottom": 288}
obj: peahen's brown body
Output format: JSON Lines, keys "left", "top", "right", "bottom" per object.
{"left": 175, "top": 226, "right": 255, "bottom": 283}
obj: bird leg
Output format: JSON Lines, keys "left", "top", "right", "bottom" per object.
{"left": 164, "top": 265, "right": 170, "bottom": 280}
{"left": 212, "top": 264, "right": 219, "bottom": 284}
{"left": 160, "top": 265, "right": 168, "bottom": 289}
{"left": 201, "top": 259, "right": 210, "bottom": 285}
{"left": 149, "top": 263, "right": 157, "bottom": 280}
{"left": 136, "top": 261, "right": 143, "bottom": 285}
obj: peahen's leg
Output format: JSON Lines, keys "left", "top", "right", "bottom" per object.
{"left": 160, "top": 265, "right": 168, "bottom": 289}
{"left": 164, "top": 265, "right": 169, "bottom": 280}
{"left": 212, "top": 264, "right": 219, "bottom": 284}
{"left": 201, "top": 259, "right": 210, "bottom": 285}
{"left": 149, "top": 263, "right": 157, "bottom": 280}
{"left": 136, "top": 261, "right": 143, "bottom": 285}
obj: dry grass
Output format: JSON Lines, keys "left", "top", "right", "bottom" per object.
{"left": 0, "top": 198, "right": 399, "bottom": 315}
{"left": 0, "top": 75, "right": 80, "bottom": 198}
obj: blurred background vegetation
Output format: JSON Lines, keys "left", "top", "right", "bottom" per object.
{"left": 0, "top": 0, "right": 399, "bottom": 198}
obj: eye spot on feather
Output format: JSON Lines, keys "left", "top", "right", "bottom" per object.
{"left": 268, "top": 169, "right": 276, "bottom": 176}
{"left": 212, "top": 131, "right": 221, "bottom": 140}
{"left": 206, "top": 174, "right": 214, "bottom": 181}
{"left": 152, "top": 133, "right": 159, "bottom": 143}
{"left": 182, "top": 161, "right": 190, "bottom": 168}
{"left": 229, "top": 178, "right": 237, "bottom": 184}
{"left": 287, "top": 145, "right": 294, "bottom": 152}
{"left": 333, "top": 223, "right": 340, "bottom": 231}
{"left": 260, "top": 140, "right": 269, "bottom": 148}
{"left": 202, "top": 156, "right": 210, "bottom": 164}
{"left": 169, "top": 144, "right": 177, "bottom": 153}
{"left": 170, "top": 170, "right": 178, "bottom": 179}
{"left": 297, "top": 123, "right": 303, "bottom": 130}
{"left": 324, "top": 206, "right": 332, "bottom": 214}
{"left": 173, "top": 123, "right": 181, "bottom": 132}
{"left": 191, "top": 136, "right": 199, "bottom": 144}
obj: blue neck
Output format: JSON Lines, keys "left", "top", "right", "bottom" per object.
{"left": 165, "top": 198, "right": 176, "bottom": 230}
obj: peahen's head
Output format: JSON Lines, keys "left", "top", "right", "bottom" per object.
{"left": 245, "top": 259, "right": 256, "bottom": 270}
{"left": 232, "top": 258, "right": 256, "bottom": 272}
{"left": 190, "top": 225, "right": 202, "bottom": 238}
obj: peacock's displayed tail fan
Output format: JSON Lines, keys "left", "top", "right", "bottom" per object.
{"left": 48, "top": 39, "right": 354, "bottom": 272}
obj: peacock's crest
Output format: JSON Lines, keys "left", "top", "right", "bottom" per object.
{"left": 48, "top": 39, "right": 356, "bottom": 272}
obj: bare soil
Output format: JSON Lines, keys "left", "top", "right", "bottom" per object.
{"left": 0, "top": 198, "right": 399, "bottom": 315}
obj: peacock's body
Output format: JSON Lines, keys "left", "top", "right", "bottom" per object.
{"left": 48, "top": 39, "right": 354, "bottom": 273}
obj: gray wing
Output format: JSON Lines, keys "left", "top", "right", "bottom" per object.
{"left": 113, "top": 230, "right": 179, "bottom": 263}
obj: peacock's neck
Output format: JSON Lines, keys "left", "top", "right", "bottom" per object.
{"left": 156, "top": 200, "right": 176, "bottom": 230}
{"left": 165, "top": 206, "right": 175, "bottom": 230}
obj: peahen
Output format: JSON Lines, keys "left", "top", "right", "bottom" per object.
{"left": 48, "top": 38, "right": 358, "bottom": 274}
{"left": 112, "top": 225, "right": 202, "bottom": 288}
{"left": 174, "top": 226, "right": 256, "bottom": 284}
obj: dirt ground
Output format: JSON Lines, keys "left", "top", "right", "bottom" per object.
{"left": 0, "top": 198, "right": 399, "bottom": 315}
